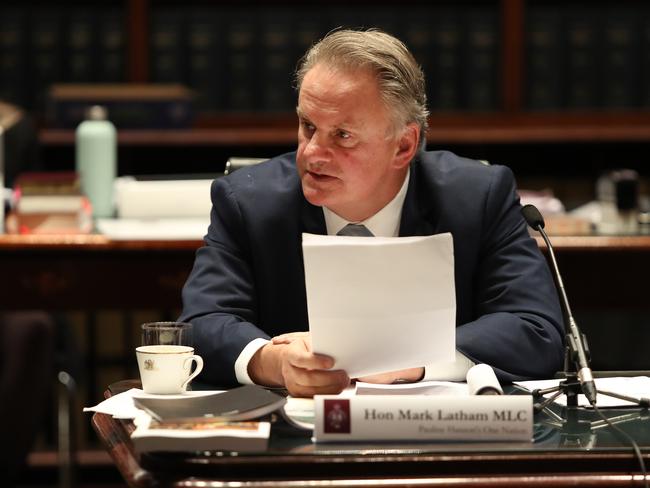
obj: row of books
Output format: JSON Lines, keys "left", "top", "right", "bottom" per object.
{"left": 0, "top": 4, "right": 499, "bottom": 113}
{"left": 525, "top": 5, "right": 650, "bottom": 110}
{"left": 0, "top": 6, "right": 126, "bottom": 111}
{"left": 5, "top": 3, "right": 650, "bottom": 115}
{"left": 150, "top": 4, "right": 500, "bottom": 112}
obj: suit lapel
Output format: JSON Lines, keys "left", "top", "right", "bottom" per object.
{"left": 399, "top": 160, "right": 437, "bottom": 237}
{"left": 300, "top": 197, "right": 327, "bottom": 235}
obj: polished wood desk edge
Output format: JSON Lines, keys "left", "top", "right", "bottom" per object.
{"left": 2, "top": 234, "right": 650, "bottom": 251}
{"left": 159, "top": 474, "right": 646, "bottom": 487}
{"left": 91, "top": 408, "right": 650, "bottom": 488}
{"left": 0, "top": 234, "right": 203, "bottom": 250}
{"left": 94, "top": 384, "right": 650, "bottom": 488}
{"left": 533, "top": 235, "right": 650, "bottom": 252}
{"left": 91, "top": 413, "right": 157, "bottom": 488}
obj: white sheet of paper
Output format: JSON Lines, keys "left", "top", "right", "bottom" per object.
{"left": 355, "top": 380, "right": 469, "bottom": 396}
{"left": 83, "top": 388, "right": 221, "bottom": 419}
{"left": 96, "top": 218, "right": 208, "bottom": 240}
{"left": 302, "top": 232, "right": 456, "bottom": 378}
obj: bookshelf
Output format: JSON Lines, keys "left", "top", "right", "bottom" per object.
{"left": 38, "top": 113, "right": 650, "bottom": 146}
{"left": 2, "top": 0, "right": 650, "bottom": 176}
{"left": 7, "top": 1, "right": 650, "bottom": 464}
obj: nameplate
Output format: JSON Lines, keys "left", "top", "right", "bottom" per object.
{"left": 313, "top": 394, "right": 533, "bottom": 442}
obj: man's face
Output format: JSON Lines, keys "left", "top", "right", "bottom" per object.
{"left": 296, "top": 64, "right": 414, "bottom": 222}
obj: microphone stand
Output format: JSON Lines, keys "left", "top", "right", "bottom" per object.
{"left": 520, "top": 205, "right": 649, "bottom": 420}
{"left": 523, "top": 206, "right": 650, "bottom": 487}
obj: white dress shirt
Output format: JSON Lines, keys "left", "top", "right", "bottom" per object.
{"left": 234, "top": 169, "right": 473, "bottom": 384}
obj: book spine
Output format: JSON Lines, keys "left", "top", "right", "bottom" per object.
{"left": 150, "top": 8, "right": 187, "bottom": 83}
{"left": 600, "top": 7, "right": 640, "bottom": 108}
{"left": 314, "top": 395, "right": 532, "bottom": 442}
{"left": 0, "top": 6, "right": 28, "bottom": 106}
{"left": 462, "top": 6, "right": 499, "bottom": 111}
{"left": 525, "top": 6, "right": 563, "bottom": 110}
{"left": 644, "top": 8, "right": 650, "bottom": 107}
{"left": 293, "top": 10, "right": 324, "bottom": 68}
{"left": 564, "top": 9, "right": 599, "bottom": 109}
{"left": 260, "top": 8, "right": 295, "bottom": 112}
{"left": 401, "top": 8, "right": 433, "bottom": 110}
{"left": 186, "top": 8, "right": 223, "bottom": 112}
{"left": 97, "top": 8, "right": 126, "bottom": 83}
{"left": 225, "top": 10, "right": 259, "bottom": 112}
{"left": 28, "top": 8, "right": 64, "bottom": 111}
{"left": 65, "top": 9, "right": 97, "bottom": 83}
{"left": 429, "top": 7, "right": 462, "bottom": 111}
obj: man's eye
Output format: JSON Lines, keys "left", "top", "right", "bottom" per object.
{"left": 302, "top": 121, "right": 315, "bottom": 132}
{"left": 337, "top": 130, "right": 350, "bottom": 139}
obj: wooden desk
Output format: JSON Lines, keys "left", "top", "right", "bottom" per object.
{"left": 0, "top": 234, "right": 200, "bottom": 310}
{"left": 534, "top": 235, "right": 650, "bottom": 310}
{"left": 1, "top": 233, "right": 649, "bottom": 311}
{"left": 92, "top": 383, "right": 650, "bottom": 488}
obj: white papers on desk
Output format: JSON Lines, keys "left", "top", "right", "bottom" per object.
{"left": 83, "top": 388, "right": 221, "bottom": 419}
{"left": 302, "top": 232, "right": 456, "bottom": 378}
{"left": 114, "top": 176, "right": 213, "bottom": 219}
{"left": 354, "top": 380, "right": 469, "bottom": 396}
{"left": 96, "top": 218, "right": 208, "bottom": 240}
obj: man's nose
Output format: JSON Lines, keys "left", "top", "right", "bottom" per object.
{"left": 302, "top": 131, "right": 330, "bottom": 159}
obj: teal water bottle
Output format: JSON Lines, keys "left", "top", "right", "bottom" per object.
{"left": 75, "top": 105, "right": 117, "bottom": 218}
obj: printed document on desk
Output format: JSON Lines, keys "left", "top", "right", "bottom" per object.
{"left": 302, "top": 232, "right": 456, "bottom": 378}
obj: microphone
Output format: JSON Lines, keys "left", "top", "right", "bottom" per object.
{"left": 466, "top": 364, "right": 503, "bottom": 395}
{"left": 521, "top": 204, "right": 597, "bottom": 405}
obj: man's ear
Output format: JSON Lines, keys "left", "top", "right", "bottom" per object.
{"left": 393, "top": 122, "right": 420, "bottom": 169}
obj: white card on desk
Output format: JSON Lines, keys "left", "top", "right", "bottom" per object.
{"left": 313, "top": 394, "right": 533, "bottom": 442}
{"left": 302, "top": 232, "right": 456, "bottom": 378}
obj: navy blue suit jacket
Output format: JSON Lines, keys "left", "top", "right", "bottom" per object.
{"left": 180, "top": 151, "right": 564, "bottom": 386}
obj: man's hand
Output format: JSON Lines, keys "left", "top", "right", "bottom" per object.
{"left": 248, "top": 332, "right": 350, "bottom": 397}
{"left": 357, "top": 367, "right": 425, "bottom": 384}
{"left": 273, "top": 333, "right": 424, "bottom": 386}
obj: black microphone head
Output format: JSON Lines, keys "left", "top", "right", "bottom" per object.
{"left": 521, "top": 204, "right": 545, "bottom": 230}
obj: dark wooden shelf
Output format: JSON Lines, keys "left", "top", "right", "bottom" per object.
{"left": 0, "top": 234, "right": 202, "bottom": 251}
{"left": 38, "top": 111, "right": 650, "bottom": 147}
{"left": 39, "top": 127, "right": 299, "bottom": 147}
{"left": 534, "top": 234, "right": 650, "bottom": 252}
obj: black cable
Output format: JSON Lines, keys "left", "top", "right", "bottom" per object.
{"left": 592, "top": 404, "right": 648, "bottom": 488}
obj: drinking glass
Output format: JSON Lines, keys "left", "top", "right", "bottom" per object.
{"left": 141, "top": 321, "right": 193, "bottom": 347}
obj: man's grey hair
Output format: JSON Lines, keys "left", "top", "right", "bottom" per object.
{"left": 295, "top": 28, "right": 429, "bottom": 150}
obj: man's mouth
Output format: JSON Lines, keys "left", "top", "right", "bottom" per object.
{"left": 307, "top": 170, "right": 337, "bottom": 182}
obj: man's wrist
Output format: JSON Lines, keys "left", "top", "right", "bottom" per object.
{"left": 248, "top": 342, "right": 284, "bottom": 387}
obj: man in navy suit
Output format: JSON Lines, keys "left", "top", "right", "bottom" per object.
{"left": 180, "top": 29, "right": 564, "bottom": 397}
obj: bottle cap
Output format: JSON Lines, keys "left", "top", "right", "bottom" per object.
{"left": 86, "top": 105, "right": 108, "bottom": 121}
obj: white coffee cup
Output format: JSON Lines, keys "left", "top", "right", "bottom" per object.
{"left": 136, "top": 345, "right": 203, "bottom": 394}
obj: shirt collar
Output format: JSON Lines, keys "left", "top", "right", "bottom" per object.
{"left": 323, "top": 169, "right": 410, "bottom": 237}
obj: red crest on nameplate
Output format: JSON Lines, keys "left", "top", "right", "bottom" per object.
{"left": 323, "top": 399, "right": 351, "bottom": 434}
